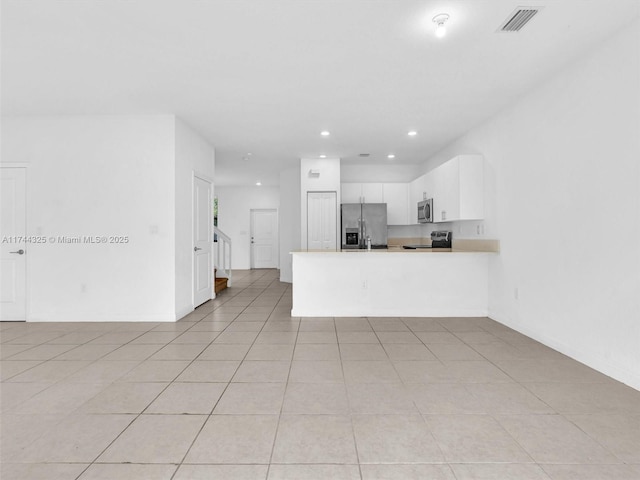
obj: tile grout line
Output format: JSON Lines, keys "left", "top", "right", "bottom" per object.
{"left": 71, "top": 273, "right": 266, "bottom": 480}
{"left": 262, "top": 276, "right": 299, "bottom": 479}
{"left": 172, "top": 270, "right": 283, "bottom": 479}
{"left": 338, "top": 317, "right": 365, "bottom": 480}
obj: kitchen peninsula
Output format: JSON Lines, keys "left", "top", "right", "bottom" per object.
{"left": 291, "top": 246, "right": 496, "bottom": 317}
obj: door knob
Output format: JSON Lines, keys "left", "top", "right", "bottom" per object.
{"left": 10, "top": 249, "right": 25, "bottom": 255}
{"left": 194, "top": 247, "right": 202, "bottom": 252}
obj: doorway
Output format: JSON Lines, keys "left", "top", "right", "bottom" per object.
{"left": 250, "top": 209, "right": 278, "bottom": 269}
{"left": 1, "top": 167, "right": 27, "bottom": 321}
{"left": 193, "top": 175, "right": 213, "bottom": 307}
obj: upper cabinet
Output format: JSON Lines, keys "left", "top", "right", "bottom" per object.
{"left": 341, "top": 182, "right": 408, "bottom": 224}
{"left": 382, "top": 183, "right": 409, "bottom": 225}
{"left": 341, "top": 183, "right": 362, "bottom": 203}
{"left": 430, "top": 155, "right": 484, "bottom": 223}
{"left": 361, "top": 183, "right": 384, "bottom": 203}
{"left": 341, "top": 154, "right": 484, "bottom": 225}
{"left": 341, "top": 183, "right": 383, "bottom": 203}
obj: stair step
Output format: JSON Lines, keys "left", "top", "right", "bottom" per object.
{"left": 214, "top": 276, "right": 228, "bottom": 294}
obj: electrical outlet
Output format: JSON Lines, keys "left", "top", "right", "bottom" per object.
{"left": 81, "top": 284, "right": 87, "bottom": 293}
{"left": 514, "top": 287, "right": 519, "bottom": 300}
{"left": 362, "top": 280, "right": 368, "bottom": 289}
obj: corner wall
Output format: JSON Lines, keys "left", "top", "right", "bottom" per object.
{"left": 422, "top": 20, "right": 640, "bottom": 388}
{"left": 174, "top": 118, "right": 215, "bottom": 318}
{"left": 279, "top": 166, "right": 301, "bottom": 282}
{"left": 300, "top": 158, "right": 341, "bottom": 250}
{"left": 1, "top": 115, "right": 177, "bottom": 321}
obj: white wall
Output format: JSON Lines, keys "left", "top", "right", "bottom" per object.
{"left": 300, "top": 158, "right": 341, "bottom": 250}
{"left": 215, "top": 186, "right": 280, "bottom": 270}
{"left": 341, "top": 164, "right": 419, "bottom": 183}
{"left": 174, "top": 118, "right": 215, "bottom": 318}
{"left": 1, "top": 115, "right": 177, "bottom": 321}
{"left": 422, "top": 21, "right": 640, "bottom": 389}
{"left": 279, "top": 166, "right": 301, "bottom": 283}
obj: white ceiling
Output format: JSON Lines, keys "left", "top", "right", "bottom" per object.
{"left": 2, "top": 0, "right": 638, "bottom": 186}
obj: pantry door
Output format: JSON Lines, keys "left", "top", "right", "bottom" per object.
{"left": 307, "top": 191, "right": 337, "bottom": 250}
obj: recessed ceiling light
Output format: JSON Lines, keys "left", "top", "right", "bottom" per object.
{"left": 256, "top": 181, "right": 262, "bottom": 186}
{"left": 433, "top": 13, "right": 449, "bottom": 38}
{"left": 320, "top": 130, "right": 330, "bottom": 136}
{"left": 408, "top": 130, "right": 418, "bottom": 136}
{"left": 319, "top": 154, "right": 326, "bottom": 158}
{"left": 387, "top": 154, "right": 396, "bottom": 159}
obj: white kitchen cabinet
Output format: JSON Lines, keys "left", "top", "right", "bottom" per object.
{"left": 340, "top": 183, "right": 384, "bottom": 203}
{"left": 361, "top": 183, "right": 383, "bottom": 203}
{"left": 431, "top": 155, "right": 484, "bottom": 223}
{"left": 341, "top": 183, "right": 363, "bottom": 203}
{"left": 382, "top": 183, "right": 409, "bottom": 225}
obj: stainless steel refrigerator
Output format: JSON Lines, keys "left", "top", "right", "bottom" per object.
{"left": 341, "top": 203, "right": 388, "bottom": 249}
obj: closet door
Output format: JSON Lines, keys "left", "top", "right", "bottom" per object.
{"left": 307, "top": 192, "right": 337, "bottom": 250}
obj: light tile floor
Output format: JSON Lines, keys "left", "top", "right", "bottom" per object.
{"left": 1, "top": 269, "right": 640, "bottom": 479}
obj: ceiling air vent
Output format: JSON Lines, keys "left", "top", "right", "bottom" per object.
{"left": 498, "top": 7, "right": 542, "bottom": 32}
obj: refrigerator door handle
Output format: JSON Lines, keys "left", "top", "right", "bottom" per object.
{"left": 361, "top": 219, "right": 366, "bottom": 247}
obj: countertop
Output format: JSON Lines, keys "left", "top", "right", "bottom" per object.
{"left": 291, "top": 248, "right": 493, "bottom": 254}
{"left": 292, "top": 238, "right": 500, "bottom": 254}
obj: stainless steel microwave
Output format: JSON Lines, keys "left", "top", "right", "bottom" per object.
{"left": 417, "top": 199, "right": 433, "bottom": 223}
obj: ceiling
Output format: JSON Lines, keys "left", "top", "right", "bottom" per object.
{"left": 2, "top": 0, "right": 638, "bottom": 186}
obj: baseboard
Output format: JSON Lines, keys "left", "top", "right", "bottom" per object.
{"left": 27, "top": 313, "right": 179, "bottom": 322}
{"left": 292, "top": 308, "right": 489, "bottom": 317}
{"left": 175, "top": 305, "right": 194, "bottom": 321}
{"left": 489, "top": 310, "right": 640, "bottom": 392}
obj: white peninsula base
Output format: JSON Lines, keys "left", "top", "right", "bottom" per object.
{"left": 291, "top": 250, "right": 490, "bottom": 317}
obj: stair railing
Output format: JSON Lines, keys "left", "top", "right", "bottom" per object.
{"left": 213, "top": 226, "right": 232, "bottom": 286}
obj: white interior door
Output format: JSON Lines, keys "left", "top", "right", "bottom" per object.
{"left": 251, "top": 209, "right": 278, "bottom": 269}
{"left": 307, "top": 191, "right": 337, "bottom": 250}
{"left": 1, "top": 168, "right": 27, "bottom": 321}
{"left": 193, "top": 175, "right": 212, "bottom": 307}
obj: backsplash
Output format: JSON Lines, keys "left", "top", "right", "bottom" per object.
{"left": 388, "top": 221, "right": 498, "bottom": 251}
{"left": 388, "top": 221, "right": 489, "bottom": 240}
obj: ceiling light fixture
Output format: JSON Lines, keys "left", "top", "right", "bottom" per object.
{"left": 387, "top": 154, "right": 396, "bottom": 159}
{"left": 432, "top": 13, "right": 449, "bottom": 38}
{"left": 256, "top": 181, "right": 262, "bottom": 186}
{"left": 408, "top": 130, "right": 418, "bottom": 137}
{"left": 319, "top": 154, "right": 326, "bottom": 158}
{"left": 320, "top": 130, "right": 330, "bottom": 136}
